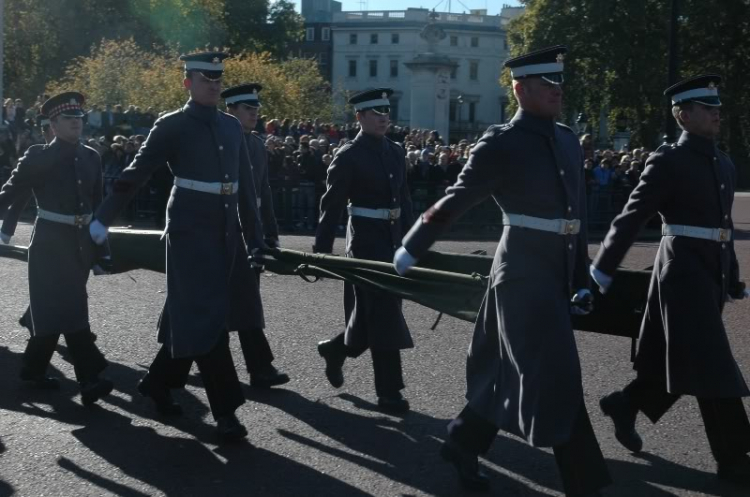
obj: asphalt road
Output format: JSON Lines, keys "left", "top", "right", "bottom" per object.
{"left": 1, "top": 198, "right": 750, "bottom": 496}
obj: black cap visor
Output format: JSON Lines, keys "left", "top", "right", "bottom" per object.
{"left": 196, "top": 70, "right": 223, "bottom": 82}
{"left": 691, "top": 96, "right": 722, "bottom": 107}
{"left": 59, "top": 109, "right": 85, "bottom": 118}
{"left": 365, "top": 106, "right": 391, "bottom": 115}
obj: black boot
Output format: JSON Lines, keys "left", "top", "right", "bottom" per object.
{"left": 718, "top": 454, "right": 750, "bottom": 487}
{"left": 377, "top": 392, "right": 410, "bottom": 414}
{"left": 216, "top": 413, "right": 248, "bottom": 443}
{"left": 600, "top": 391, "right": 643, "bottom": 453}
{"left": 80, "top": 377, "right": 114, "bottom": 406}
{"left": 317, "top": 339, "right": 345, "bottom": 388}
{"left": 249, "top": 364, "right": 290, "bottom": 389}
{"left": 440, "top": 440, "right": 490, "bottom": 492}
{"left": 137, "top": 374, "right": 183, "bottom": 416}
{"left": 20, "top": 374, "right": 60, "bottom": 390}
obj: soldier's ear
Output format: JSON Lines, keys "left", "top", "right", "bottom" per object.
{"left": 184, "top": 78, "right": 192, "bottom": 90}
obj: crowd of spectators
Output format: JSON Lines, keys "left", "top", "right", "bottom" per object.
{"left": 2, "top": 96, "right": 643, "bottom": 232}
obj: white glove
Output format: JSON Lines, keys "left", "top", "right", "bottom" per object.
{"left": 89, "top": 219, "right": 108, "bottom": 246}
{"left": 570, "top": 288, "right": 593, "bottom": 315}
{"left": 393, "top": 246, "right": 417, "bottom": 276}
{"left": 0, "top": 232, "right": 11, "bottom": 245}
{"left": 590, "top": 265, "right": 613, "bottom": 294}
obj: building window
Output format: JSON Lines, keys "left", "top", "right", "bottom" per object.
{"left": 449, "top": 101, "right": 457, "bottom": 122}
{"left": 391, "top": 33, "right": 400, "bottom": 44}
{"left": 451, "top": 64, "right": 458, "bottom": 79}
{"left": 471, "top": 37, "right": 479, "bottom": 48}
{"left": 306, "top": 27, "right": 315, "bottom": 41}
{"left": 469, "top": 102, "right": 476, "bottom": 122}
{"left": 450, "top": 35, "right": 458, "bottom": 46}
{"left": 350, "top": 33, "right": 358, "bottom": 44}
{"left": 371, "top": 33, "right": 379, "bottom": 44}
{"left": 348, "top": 60, "right": 357, "bottom": 78}
{"left": 369, "top": 59, "right": 378, "bottom": 78}
{"left": 391, "top": 99, "right": 399, "bottom": 121}
{"left": 470, "top": 61, "right": 479, "bottom": 81}
{"left": 322, "top": 27, "right": 331, "bottom": 41}
{"left": 319, "top": 52, "right": 329, "bottom": 68}
{"left": 390, "top": 60, "right": 399, "bottom": 78}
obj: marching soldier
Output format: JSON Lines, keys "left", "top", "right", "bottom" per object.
{"left": 315, "top": 88, "right": 415, "bottom": 413}
{"left": 591, "top": 75, "right": 750, "bottom": 487}
{"left": 221, "top": 83, "right": 289, "bottom": 388}
{"left": 89, "top": 52, "right": 266, "bottom": 442}
{"left": 1, "top": 114, "right": 58, "bottom": 336}
{"left": 395, "top": 47, "right": 610, "bottom": 496}
{"left": 0, "top": 92, "right": 112, "bottom": 404}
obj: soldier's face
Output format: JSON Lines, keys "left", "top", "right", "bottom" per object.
{"left": 51, "top": 115, "right": 83, "bottom": 143}
{"left": 185, "top": 73, "right": 222, "bottom": 107}
{"left": 681, "top": 103, "right": 721, "bottom": 139}
{"left": 357, "top": 109, "right": 390, "bottom": 137}
{"left": 516, "top": 78, "right": 563, "bottom": 118}
{"left": 228, "top": 104, "right": 259, "bottom": 133}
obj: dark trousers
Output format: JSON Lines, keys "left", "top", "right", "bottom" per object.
{"left": 237, "top": 327, "right": 274, "bottom": 373}
{"left": 20, "top": 329, "right": 107, "bottom": 383}
{"left": 447, "top": 403, "right": 611, "bottom": 496}
{"left": 330, "top": 332, "right": 404, "bottom": 397}
{"left": 147, "top": 331, "right": 244, "bottom": 420}
{"left": 623, "top": 377, "right": 750, "bottom": 466}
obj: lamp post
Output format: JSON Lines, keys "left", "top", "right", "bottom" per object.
{"left": 664, "top": 0, "right": 680, "bottom": 143}
{"left": 576, "top": 112, "right": 588, "bottom": 136}
{"left": 613, "top": 112, "right": 631, "bottom": 152}
{"left": 457, "top": 94, "right": 464, "bottom": 140}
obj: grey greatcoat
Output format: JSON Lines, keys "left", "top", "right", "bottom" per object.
{"left": 402, "top": 110, "right": 589, "bottom": 447}
{"left": 227, "top": 132, "right": 279, "bottom": 331}
{"left": 315, "top": 131, "right": 415, "bottom": 351}
{"left": 96, "top": 100, "right": 264, "bottom": 358}
{"left": 0, "top": 139, "right": 105, "bottom": 336}
{"left": 594, "top": 131, "right": 748, "bottom": 399}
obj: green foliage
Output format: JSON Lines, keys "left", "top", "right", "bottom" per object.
{"left": 47, "top": 39, "right": 333, "bottom": 120}
{"left": 505, "top": 0, "right": 750, "bottom": 183}
{"left": 2, "top": 0, "right": 304, "bottom": 103}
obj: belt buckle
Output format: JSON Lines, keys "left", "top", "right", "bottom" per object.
{"left": 562, "top": 219, "right": 578, "bottom": 235}
{"left": 220, "top": 182, "right": 233, "bottom": 195}
{"left": 718, "top": 228, "right": 730, "bottom": 242}
{"left": 389, "top": 209, "right": 399, "bottom": 220}
{"left": 73, "top": 215, "right": 85, "bottom": 227}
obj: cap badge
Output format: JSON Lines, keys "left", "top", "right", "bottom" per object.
{"left": 556, "top": 53, "right": 565, "bottom": 63}
{"left": 212, "top": 57, "right": 220, "bottom": 65}
{"left": 382, "top": 92, "right": 388, "bottom": 99}
{"left": 70, "top": 98, "right": 78, "bottom": 105}
{"left": 708, "top": 81, "right": 717, "bottom": 89}
{"left": 253, "top": 89, "right": 258, "bottom": 95}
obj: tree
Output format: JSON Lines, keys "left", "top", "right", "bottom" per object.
{"left": 505, "top": 0, "right": 750, "bottom": 185}
{"left": 47, "top": 39, "right": 336, "bottom": 121}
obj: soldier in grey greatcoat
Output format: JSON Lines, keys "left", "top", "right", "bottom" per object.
{"left": 1, "top": 114, "right": 73, "bottom": 337}
{"left": 0, "top": 92, "right": 113, "bottom": 405}
{"left": 220, "top": 83, "right": 288, "bottom": 388}
{"left": 314, "top": 88, "right": 415, "bottom": 414}
{"left": 591, "top": 75, "right": 750, "bottom": 488}
{"left": 395, "top": 47, "right": 610, "bottom": 496}
{"left": 89, "top": 52, "right": 266, "bottom": 442}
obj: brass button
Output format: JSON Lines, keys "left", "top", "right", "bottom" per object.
{"left": 393, "top": 197, "right": 396, "bottom": 202}
{"left": 77, "top": 180, "right": 82, "bottom": 185}
{"left": 219, "top": 145, "right": 224, "bottom": 151}
{"left": 225, "top": 174, "right": 229, "bottom": 179}
{"left": 390, "top": 220, "right": 395, "bottom": 225}
{"left": 721, "top": 184, "right": 726, "bottom": 190}
{"left": 568, "top": 243, "right": 573, "bottom": 250}
{"left": 560, "top": 170, "right": 565, "bottom": 176}
{"left": 389, "top": 174, "right": 393, "bottom": 179}
{"left": 725, "top": 214, "right": 729, "bottom": 220}
{"left": 224, "top": 204, "right": 229, "bottom": 208}
{"left": 567, "top": 206, "right": 572, "bottom": 212}
{"left": 722, "top": 243, "right": 726, "bottom": 250}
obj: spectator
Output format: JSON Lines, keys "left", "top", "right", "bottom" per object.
{"left": 593, "top": 159, "right": 613, "bottom": 187}
{"left": 87, "top": 104, "right": 103, "bottom": 133}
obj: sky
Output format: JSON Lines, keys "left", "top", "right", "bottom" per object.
{"left": 290, "top": 0, "right": 522, "bottom": 16}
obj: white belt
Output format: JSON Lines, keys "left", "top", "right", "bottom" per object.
{"left": 347, "top": 204, "right": 401, "bottom": 221}
{"left": 662, "top": 224, "right": 732, "bottom": 242}
{"left": 37, "top": 208, "right": 92, "bottom": 227}
{"left": 502, "top": 213, "right": 581, "bottom": 235}
{"left": 174, "top": 177, "right": 238, "bottom": 195}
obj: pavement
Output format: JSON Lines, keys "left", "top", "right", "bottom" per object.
{"left": 1, "top": 197, "right": 750, "bottom": 496}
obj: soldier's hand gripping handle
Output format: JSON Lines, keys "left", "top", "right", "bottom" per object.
{"left": 393, "top": 246, "right": 417, "bottom": 276}
{"left": 0, "top": 232, "right": 11, "bottom": 245}
{"left": 89, "top": 219, "right": 109, "bottom": 246}
{"left": 570, "top": 289, "right": 594, "bottom": 315}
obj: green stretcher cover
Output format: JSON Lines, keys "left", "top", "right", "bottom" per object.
{"left": 0, "top": 229, "right": 650, "bottom": 339}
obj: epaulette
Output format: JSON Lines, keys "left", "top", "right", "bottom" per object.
{"left": 556, "top": 122, "right": 575, "bottom": 133}
{"left": 483, "top": 123, "right": 514, "bottom": 139}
